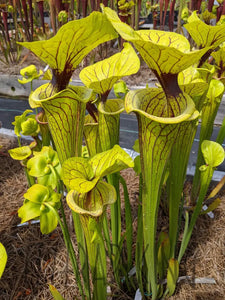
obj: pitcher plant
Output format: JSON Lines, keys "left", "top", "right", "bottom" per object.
{"left": 80, "top": 42, "right": 140, "bottom": 282}
{"left": 102, "top": 5, "right": 225, "bottom": 299}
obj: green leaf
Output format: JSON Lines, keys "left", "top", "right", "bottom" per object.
{"left": 12, "top": 109, "right": 35, "bottom": 137}
{"left": 40, "top": 206, "right": 58, "bottom": 234}
{"left": 37, "top": 171, "right": 59, "bottom": 189}
{"left": 0, "top": 243, "right": 7, "bottom": 279}
{"left": 23, "top": 184, "right": 50, "bottom": 204}
{"left": 102, "top": 6, "right": 211, "bottom": 76}
{"left": 79, "top": 42, "right": 140, "bottom": 94}
{"left": 132, "top": 139, "right": 139, "bottom": 152}
{"left": 66, "top": 181, "right": 116, "bottom": 217}
{"left": 178, "top": 66, "right": 209, "bottom": 98}
{"left": 101, "top": 4, "right": 140, "bottom": 41}
{"left": 88, "top": 218, "right": 102, "bottom": 244}
{"left": 133, "top": 155, "right": 141, "bottom": 175}
{"left": 21, "top": 117, "right": 39, "bottom": 136}
{"left": 8, "top": 146, "right": 32, "bottom": 160}
{"left": 206, "top": 79, "right": 224, "bottom": 100}
{"left": 89, "top": 144, "right": 134, "bottom": 178}
{"left": 113, "top": 80, "right": 128, "bottom": 98}
{"left": 166, "top": 258, "right": 179, "bottom": 296}
{"left": 19, "top": 185, "right": 61, "bottom": 233}
{"left": 49, "top": 285, "right": 65, "bottom": 300}
{"left": 18, "top": 200, "right": 41, "bottom": 223}
{"left": 185, "top": 11, "right": 225, "bottom": 48}
{"left": 201, "top": 140, "right": 225, "bottom": 167}
{"left": 62, "top": 157, "right": 98, "bottom": 193}
{"left": 28, "top": 155, "right": 48, "bottom": 177}
{"left": 157, "top": 233, "right": 170, "bottom": 280}
{"left": 19, "top": 12, "right": 118, "bottom": 80}
{"left": 18, "top": 64, "right": 43, "bottom": 84}
{"left": 27, "top": 146, "right": 61, "bottom": 189}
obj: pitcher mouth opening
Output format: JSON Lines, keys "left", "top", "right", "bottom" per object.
{"left": 125, "top": 88, "right": 199, "bottom": 125}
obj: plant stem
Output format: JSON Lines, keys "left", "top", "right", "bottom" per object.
{"left": 119, "top": 174, "right": 133, "bottom": 271}
{"left": 135, "top": 173, "right": 144, "bottom": 297}
{"left": 177, "top": 0, "right": 185, "bottom": 34}
{"left": 72, "top": 211, "right": 91, "bottom": 299}
{"left": 108, "top": 173, "right": 121, "bottom": 284}
{"left": 45, "top": 203, "right": 85, "bottom": 299}
{"left": 178, "top": 167, "right": 212, "bottom": 262}
{"left": 80, "top": 215, "right": 107, "bottom": 300}
{"left": 102, "top": 214, "right": 112, "bottom": 260}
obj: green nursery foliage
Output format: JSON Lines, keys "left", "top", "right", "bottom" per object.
{"left": 8, "top": 145, "right": 32, "bottom": 160}
{"left": 201, "top": 140, "right": 225, "bottom": 167}
{"left": 27, "top": 146, "right": 62, "bottom": 189}
{"left": 12, "top": 109, "right": 39, "bottom": 137}
{"left": 18, "top": 184, "right": 61, "bottom": 234}
{"left": 18, "top": 65, "right": 43, "bottom": 85}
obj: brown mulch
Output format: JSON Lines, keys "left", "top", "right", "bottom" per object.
{"left": 0, "top": 134, "right": 225, "bottom": 300}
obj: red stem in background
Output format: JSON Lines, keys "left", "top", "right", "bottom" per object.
{"left": 216, "top": 4, "right": 223, "bottom": 22}
{"left": 191, "top": 0, "right": 202, "bottom": 11}
{"left": 196, "top": 0, "right": 202, "bottom": 12}
{"left": 153, "top": 10, "right": 158, "bottom": 29}
{"left": 96, "top": 0, "right": 101, "bottom": 11}
{"left": 28, "top": 0, "right": 33, "bottom": 40}
{"left": 21, "top": 0, "right": 30, "bottom": 40}
{"left": 82, "top": 0, "right": 88, "bottom": 17}
{"left": 2, "top": 11, "right": 10, "bottom": 43}
{"left": 37, "top": 0, "right": 45, "bottom": 34}
{"left": 63, "top": 3, "right": 70, "bottom": 12}
{"left": 15, "top": 0, "right": 30, "bottom": 40}
{"left": 169, "top": 0, "right": 175, "bottom": 31}
{"left": 222, "top": 0, "right": 225, "bottom": 16}
{"left": 90, "top": 0, "right": 95, "bottom": 11}
{"left": 137, "top": 0, "right": 142, "bottom": 28}
{"left": 55, "top": 0, "right": 63, "bottom": 14}
{"left": 159, "top": 0, "right": 164, "bottom": 28}
{"left": 163, "top": 0, "right": 170, "bottom": 28}
{"left": 103, "top": 0, "right": 108, "bottom": 6}
{"left": 208, "top": 0, "right": 214, "bottom": 12}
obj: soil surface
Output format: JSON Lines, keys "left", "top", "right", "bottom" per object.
{"left": 0, "top": 47, "right": 225, "bottom": 300}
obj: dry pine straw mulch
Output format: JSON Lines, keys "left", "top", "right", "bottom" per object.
{"left": 0, "top": 134, "right": 225, "bottom": 300}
